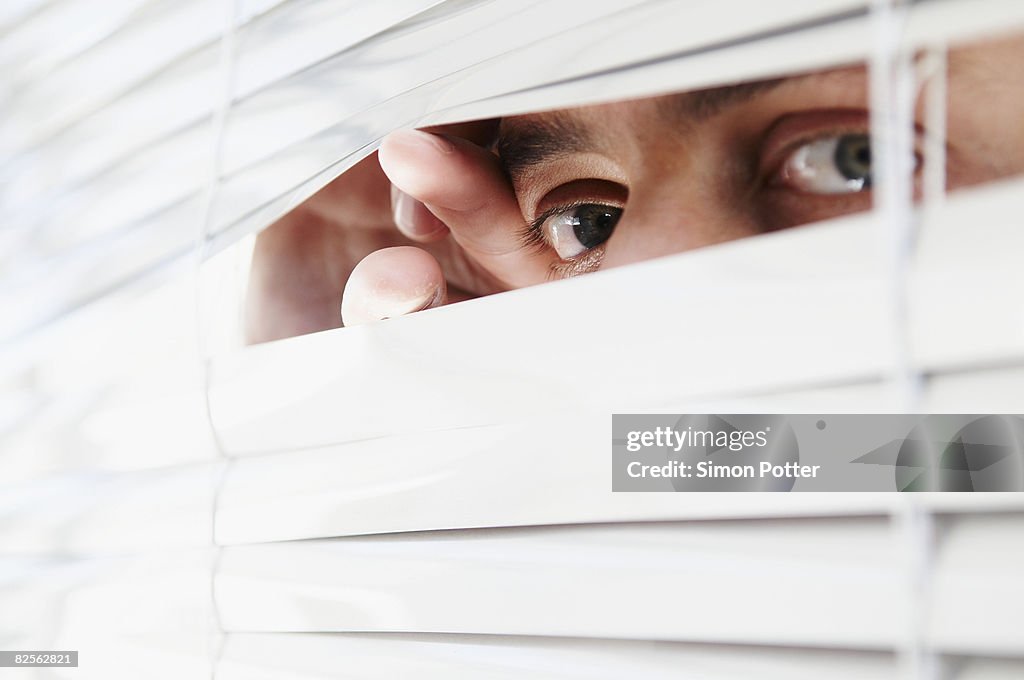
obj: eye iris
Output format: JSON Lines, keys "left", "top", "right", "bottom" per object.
{"left": 834, "top": 134, "right": 872, "bottom": 188}
{"left": 570, "top": 204, "right": 621, "bottom": 249}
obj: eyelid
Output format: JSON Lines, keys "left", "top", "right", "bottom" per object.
{"left": 518, "top": 200, "right": 587, "bottom": 252}
{"left": 758, "top": 109, "right": 931, "bottom": 189}
{"left": 758, "top": 110, "right": 875, "bottom": 184}
{"left": 519, "top": 177, "right": 627, "bottom": 249}
{"left": 549, "top": 247, "right": 605, "bottom": 279}
{"left": 531, "top": 177, "right": 628, "bottom": 218}
{"left": 519, "top": 198, "right": 624, "bottom": 251}
{"left": 513, "top": 156, "right": 628, "bottom": 218}
{"left": 518, "top": 199, "right": 623, "bottom": 280}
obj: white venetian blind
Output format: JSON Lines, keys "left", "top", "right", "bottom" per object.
{"left": 1, "top": 1, "right": 1023, "bottom": 679}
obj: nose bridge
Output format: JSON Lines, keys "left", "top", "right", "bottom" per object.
{"left": 602, "top": 167, "right": 759, "bottom": 268}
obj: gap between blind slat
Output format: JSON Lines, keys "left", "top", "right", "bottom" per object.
{"left": 205, "top": 0, "right": 1024, "bottom": 255}
{"left": 206, "top": 179, "right": 1024, "bottom": 454}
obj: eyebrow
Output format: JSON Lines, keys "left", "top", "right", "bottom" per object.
{"left": 497, "top": 78, "right": 787, "bottom": 180}
{"left": 661, "top": 78, "right": 785, "bottom": 121}
{"left": 497, "top": 110, "right": 593, "bottom": 182}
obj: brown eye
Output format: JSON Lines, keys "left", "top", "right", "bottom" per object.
{"left": 540, "top": 204, "right": 622, "bottom": 259}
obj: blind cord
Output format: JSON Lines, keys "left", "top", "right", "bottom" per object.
{"left": 870, "top": 0, "right": 925, "bottom": 412}
{"left": 894, "top": 499, "right": 940, "bottom": 680}
{"left": 194, "top": 0, "right": 241, "bottom": 677}
{"left": 872, "top": 2, "right": 936, "bottom": 677}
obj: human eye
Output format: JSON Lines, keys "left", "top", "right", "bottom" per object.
{"left": 763, "top": 114, "right": 923, "bottom": 197}
{"left": 756, "top": 110, "right": 927, "bottom": 228}
{"left": 774, "top": 133, "right": 874, "bottom": 193}
{"left": 531, "top": 202, "right": 623, "bottom": 259}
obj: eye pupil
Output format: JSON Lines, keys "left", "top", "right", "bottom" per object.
{"left": 571, "top": 204, "right": 622, "bottom": 249}
{"left": 834, "top": 134, "right": 873, "bottom": 187}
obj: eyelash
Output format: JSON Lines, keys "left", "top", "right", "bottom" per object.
{"left": 519, "top": 114, "right": 929, "bottom": 275}
{"left": 519, "top": 200, "right": 585, "bottom": 250}
{"left": 757, "top": 114, "right": 928, "bottom": 193}
{"left": 518, "top": 199, "right": 615, "bottom": 279}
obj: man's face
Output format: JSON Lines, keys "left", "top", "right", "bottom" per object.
{"left": 246, "top": 33, "right": 1024, "bottom": 341}
{"left": 496, "top": 34, "right": 1024, "bottom": 278}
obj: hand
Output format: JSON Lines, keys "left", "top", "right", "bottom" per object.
{"left": 245, "top": 121, "right": 545, "bottom": 343}
{"left": 345, "top": 121, "right": 566, "bottom": 326}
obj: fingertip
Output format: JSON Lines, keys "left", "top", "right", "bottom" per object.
{"left": 381, "top": 126, "right": 549, "bottom": 286}
{"left": 378, "top": 129, "right": 454, "bottom": 195}
{"left": 341, "top": 246, "right": 447, "bottom": 326}
{"left": 380, "top": 127, "right": 507, "bottom": 213}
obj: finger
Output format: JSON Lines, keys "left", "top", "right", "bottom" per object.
{"left": 378, "top": 129, "right": 553, "bottom": 287}
{"left": 341, "top": 246, "right": 447, "bottom": 326}
{"left": 390, "top": 183, "right": 449, "bottom": 242}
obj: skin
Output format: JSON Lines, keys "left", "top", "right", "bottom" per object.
{"left": 245, "top": 35, "right": 1024, "bottom": 344}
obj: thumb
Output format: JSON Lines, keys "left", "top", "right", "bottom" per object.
{"left": 341, "top": 246, "right": 447, "bottom": 326}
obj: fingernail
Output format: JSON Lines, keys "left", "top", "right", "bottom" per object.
{"left": 390, "top": 184, "right": 417, "bottom": 233}
{"left": 342, "top": 247, "right": 447, "bottom": 326}
{"left": 390, "top": 184, "right": 446, "bottom": 239}
{"left": 343, "top": 285, "right": 436, "bottom": 326}
{"left": 375, "top": 289, "right": 437, "bottom": 319}
{"left": 381, "top": 285, "right": 445, "bottom": 319}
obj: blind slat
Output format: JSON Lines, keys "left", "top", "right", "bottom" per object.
{"left": 220, "top": 0, "right": 864, "bottom": 177}
{"left": 0, "top": 0, "right": 149, "bottom": 92}
{"left": 231, "top": 0, "right": 447, "bottom": 101}
{"left": 0, "top": 277, "right": 216, "bottom": 479}
{"left": 434, "top": 0, "right": 1024, "bottom": 124}
{"left": 218, "top": 632, "right": 897, "bottom": 680}
{"left": 928, "top": 515, "right": 1024, "bottom": 655}
{"left": 0, "top": 463, "right": 222, "bottom": 555}
{"left": 216, "top": 519, "right": 905, "bottom": 647}
{"left": 216, "top": 515, "right": 1024, "bottom": 654}
{"left": 214, "top": 402, "right": 1024, "bottom": 546}
{"left": 0, "top": 550, "right": 215, "bottom": 637}
{"left": 3, "top": 0, "right": 223, "bottom": 154}
{"left": 1, "top": 0, "right": 436, "bottom": 217}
